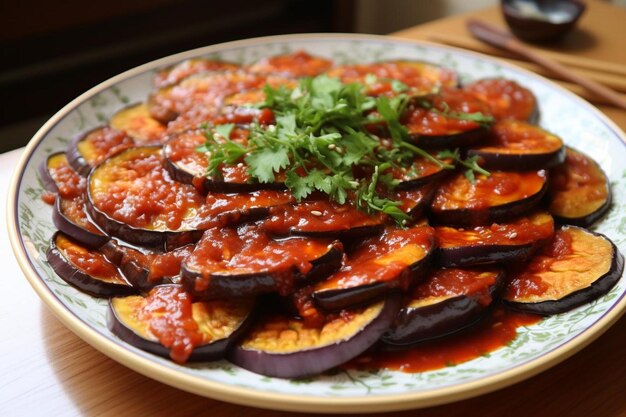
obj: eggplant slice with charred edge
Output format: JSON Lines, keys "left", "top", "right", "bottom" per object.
{"left": 434, "top": 211, "right": 555, "bottom": 267}
{"left": 54, "top": 196, "right": 109, "bottom": 249}
{"left": 108, "top": 285, "right": 255, "bottom": 363}
{"left": 202, "top": 190, "right": 295, "bottom": 227}
{"left": 402, "top": 89, "right": 492, "bottom": 149}
{"left": 383, "top": 267, "right": 504, "bottom": 345}
{"left": 465, "top": 78, "right": 539, "bottom": 123}
{"left": 548, "top": 147, "right": 612, "bottom": 227}
{"left": 467, "top": 120, "right": 565, "bottom": 171}
{"left": 312, "top": 225, "right": 435, "bottom": 311}
{"left": 262, "top": 199, "right": 385, "bottom": 240}
{"left": 430, "top": 170, "right": 548, "bottom": 227}
{"left": 66, "top": 126, "right": 135, "bottom": 176}
{"left": 109, "top": 102, "right": 166, "bottom": 144}
{"left": 40, "top": 152, "right": 86, "bottom": 197}
{"left": 229, "top": 293, "right": 401, "bottom": 378}
{"left": 503, "top": 226, "right": 624, "bottom": 315}
{"left": 87, "top": 146, "right": 206, "bottom": 247}
{"left": 47, "top": 232, "right": 134, "bottom": 297}
{"left": 181, "top": 223, "right": 343, "bottom": 299}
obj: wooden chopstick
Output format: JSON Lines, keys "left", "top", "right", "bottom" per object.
{"left": 428, "top": 33, "right": 626, "bottom": 78}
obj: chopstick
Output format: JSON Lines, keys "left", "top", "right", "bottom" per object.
{"left": 428, "top": 33, "right": 626, "bottom": 78}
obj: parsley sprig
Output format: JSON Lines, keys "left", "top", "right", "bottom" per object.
{"left": 200, "top": 75, "right": 486, "bottom": 225}
{"left": 437, "top": 149, "right": 490, "bottom": 184}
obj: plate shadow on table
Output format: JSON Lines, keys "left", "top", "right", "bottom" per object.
{"left": 41, "top": 305, "right": 625, "bottom": 417}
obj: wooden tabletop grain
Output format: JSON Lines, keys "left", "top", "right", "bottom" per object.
{"left": 2, "top": 2, "right": 626, "bottom": 416}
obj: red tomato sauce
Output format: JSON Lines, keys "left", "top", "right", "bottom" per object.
{"left": 56, "top": 234, "right": 122, "bottom": 281}
{"left": 139, "top": 286, "right": 205, "bottom": 363}
{"left": 466, "top": 78, "right": 536, "bottom": 122}
{"left": 413, "top": 268, "right": 499, "bottom": 306}
{"left": 60, "top": 196, "right": 105, "bottom": 234}
{"left": 349, "top": 308, "right": 541, "bottom": 372}
{"left": 249, "top": 51, "right": 333, "bottom": 77}
{"left": 79, "top": 127, "right": 135, "bottom": 167}
{"left": 47, "top": 154, "right": 86, "bottom": 199}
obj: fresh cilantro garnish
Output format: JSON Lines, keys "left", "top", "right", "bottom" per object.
{"left": 201, "top": 75, "right": 455, "bottom": 225}
{"left": 437, "top": 149, "right": 490, "bottom": 184}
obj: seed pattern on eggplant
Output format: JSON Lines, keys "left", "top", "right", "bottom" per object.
{"left": 40, "top": 50, "right": 622, "bottom": 378}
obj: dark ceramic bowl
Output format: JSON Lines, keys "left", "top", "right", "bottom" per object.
{"left": 501, "top": 0, "right": 586, "bottom": 43}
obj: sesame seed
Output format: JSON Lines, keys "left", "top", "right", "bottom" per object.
{"left": 335, "top": 147, "right": 343, "bottom": 154}
{"left": 311, "top": 210, "right": 323, "bottom": 216}
{"left": 237, "top": 163, "right": 244, "bottom": 168}
{"left": 508, "top": 232, "right": 518, "bottom": 239}
{"left": 328, "top": 143, "right": 336, "bottom": 150}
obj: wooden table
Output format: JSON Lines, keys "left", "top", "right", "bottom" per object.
{"left": 2, "top": 2, "right": 625, "bottom": 416}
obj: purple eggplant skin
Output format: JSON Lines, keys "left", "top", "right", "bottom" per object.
{"left": 467, "top": 146, "right": 565, "bottom": 171}
{"left": 181, "top": 245, "right": 343, "bottom": 299}
{"left": 65, "top": 127, "right": 105, "bottom": 177}
{"left": 435, "top": 241, "right": 536, "bottom": 268}
{"left": 382, "top": 270, "right": 505, "bottom": 345}
{"left": 39, "top": 152, "right": 65, "bottom": 192}
{"left": 409, "top": 126, "right": 489, "bottom": 149}
{"left": 312, "top": 251, "right": 433, "bottom": 312}
{"left": 46, "top": 232, "right": 136, "bottom": 298}
{"left": 107, "top": 285, "right": 256, "bottom": 362}
{"left": 504, "top": 237, "right": 624, "bottom": 316}
{"left": 429, "top": 178, "right": 548, "bottom": 228}
{"left": 53, "top": 197, "right": 110, "bottom": 249}
{"left": 228, "top": 292, "right": 402, "bottom": 378}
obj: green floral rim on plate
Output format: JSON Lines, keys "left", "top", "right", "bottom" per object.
{"left": 7, "top": 34, "right": 626, "bottom": 413}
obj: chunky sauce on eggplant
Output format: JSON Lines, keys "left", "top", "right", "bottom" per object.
{"left": 477, "top": 120, "right": 563, "bottom": 154}
{"left": 76, "top": 127, "right": 135, "bottom": 167}
{"left": 466, "top": 79, "right": 537, "bottom": 121}
{"left": 410, "top": 268, "right": 500, "bottom": 307}
{"left": 154, "top": 58, "right": 239, "bottom": 88}
{"left": 47, "top": 153, "right": 86, "bottom": 198}
{"left": 56, "top": 234, "right": 122, "bottom": 282}
{"left": 249, "top": 51, "right": 333, "bottom": 77}
{"left": 110, "top": 103, "right": 166, "bottom": 143}
{"left": 60, "top": 196, "right": 105, "bottom": 234}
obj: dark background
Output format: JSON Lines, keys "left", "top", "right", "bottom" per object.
{"left": 0, "top": 0, "right": 356, "bottom": 152}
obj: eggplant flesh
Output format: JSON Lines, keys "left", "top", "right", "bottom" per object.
{"left": 181, "top": 224, "right": 343, "bottom": 299}
{"left": 109, "top": 102, "right": 166, "bottom": 144}
{"left": 383, "top": 268, "right": 503, "bottom": 345}
{"left": 503, "top": 226, "right": 624, "bottom": 315}
{"left": 548, "top": 147, "right": 612, "bottom": 227}
{"left": 434, "top": 211, "right": 555, "bottom": 267}
{"left": 46, "top": 232, "right": 134, "bottom": 297}
{"left": 229, "top": 293, "right": 401, "bottom": 378}
{"left": 430, "top": 170, "right": 548, "bottom": 227}
{"left": 313, "top": 226, "right": 435, "bottom": 311}
{"left": 108, "top": 285, "right": 254, "bottom": 362}
{"left": 67, "top": 126, "right": 135, "bottom": 176}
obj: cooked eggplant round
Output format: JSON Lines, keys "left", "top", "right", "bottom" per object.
{"left": 249, "top": 51, "right": 333, "bottom": 77}
{"left": 181, "top": 223, "right": 343, "bottom": 299}
{"left": 202, "top": 190, "right": 295, "bottom": 227}
{"left": 467, "top": 120, "right": 565, "bottom": 170}
{"left": 435, "top": 211, "right": 555, "bottom": 267}
{"left": 40, "top": 152, "right": 86, "bottom": 197}
{"left": 87, "top": 146, "right": 206, "bottom": 247}
{"left": 326, "top": 60, "right": 458, "bottom": 96}
{"left": 154, "top": 58, "right": 240, "bottom": 88}
{"left": 393, "top": 155, "right": 452, "bottom": 190}
{"left": 262, "top": 199, "right": 385, "bottom": 240}
{"left": 503, "top": 226, "right": 624, "bottom": 315}
{"left": 229, "top": 293, "right": 401, "bottom": 378}
{"left": 67, "top": 126, "right": 135, "bottom": 176}
{"left": 548, "top": 147, "right": 612, "bottom": 227}
{"left": 109, "top": 102, "right": 166, "bottom": 143}
{"left": 40, "top": 152, "right": 66, "bottom": 193}
{"left": 53, "top": 196, "right": 109, "bottom": 249}
{"left": 383, "top": 267, "right": 504, "bottom": 345}
{"left": 393, "top": 182, "right": 440, "bottom": 220}
{"left": 402, "top": 89, "right": 492, "bottom": 148}
{"left": 47, "top": 232, "right": 134, "bottom": 297}
{"left": 108, "top": 284, "right": 255, "bottom": 363}
{"left": 465, "top": 78, "right": 538, "bottom": 123}
{"left": 430, "top": 170, "right": 548, "bottom": 227}
{"left": 313, "top": 225, "right": 435, "bottom": 311}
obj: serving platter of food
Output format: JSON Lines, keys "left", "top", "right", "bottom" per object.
{"left": 7, "top": 34, "right": 626, "bottom": 413}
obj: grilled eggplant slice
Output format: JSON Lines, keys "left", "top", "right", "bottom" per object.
{"left": 263, "top": 199, "right": 385, "bottom": 240}
{"left": 101, "top": 239, "right": 192, "bottom": 290}
{"left": 202, "top": 190, "right": 295, "bottom": 227}
{"left": 503, "top": 226, "right": 624, "bottom": 315}
{"left": 468, "top": 120, "right": 565, "bottom": 170}
{"left": 393, "top": 155, "right": 452, "bottom": 190}
{"left": 403, "top": 89, "right": 492, "bottom": 148}
{"left": 435, "top": 211, "right": 555, "bottom": 267}
{"left": 312, "top": 225, "right": 435, "bottom": 311}
{"left": 108, "top": 285, "right": 254, "bottom": 363}
{"left": 47, "top": 232, "right": 134, "bottom": 297}
{"left": 430, "top": 170, "right": 548, "bottom": 227}
{"left": 327, "top": 60, "right": 458, "bottom": 96}
{"left": 67, "top": 126, "right": 135, "bottom": 176}
{"left": 181, "top": 223, "right": 343, "bottom": 299}
{"left": 249, "top": 51, "right": 333, "bottom": 77}
{"left": 393, "top": 182, "right": 439, "bottom": 220}
{"left": 548, "top": 147, "right": 612, "bottom": 227}
{"left": 383, "top": 267, "right": 504, "bottom": 345}
{"left": 154, "top": 58, "right": 240, "bottom": 88}
{"left": 229, "top": 294, "right": 401, "bottom": 378}
{"left": 465, "top": 78, "right": 538, "bottom": 123}
{"left": 40, "top": 151, "right": 86, "bottom": 198}
{"left": 87, "top": 146, "right": 205, "bottom": 247}
{"left": 109, "top": 103, "right": 166, "bottom": 143}
{"left": 53, "top": 196, "right": 109, "bottom": 249}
